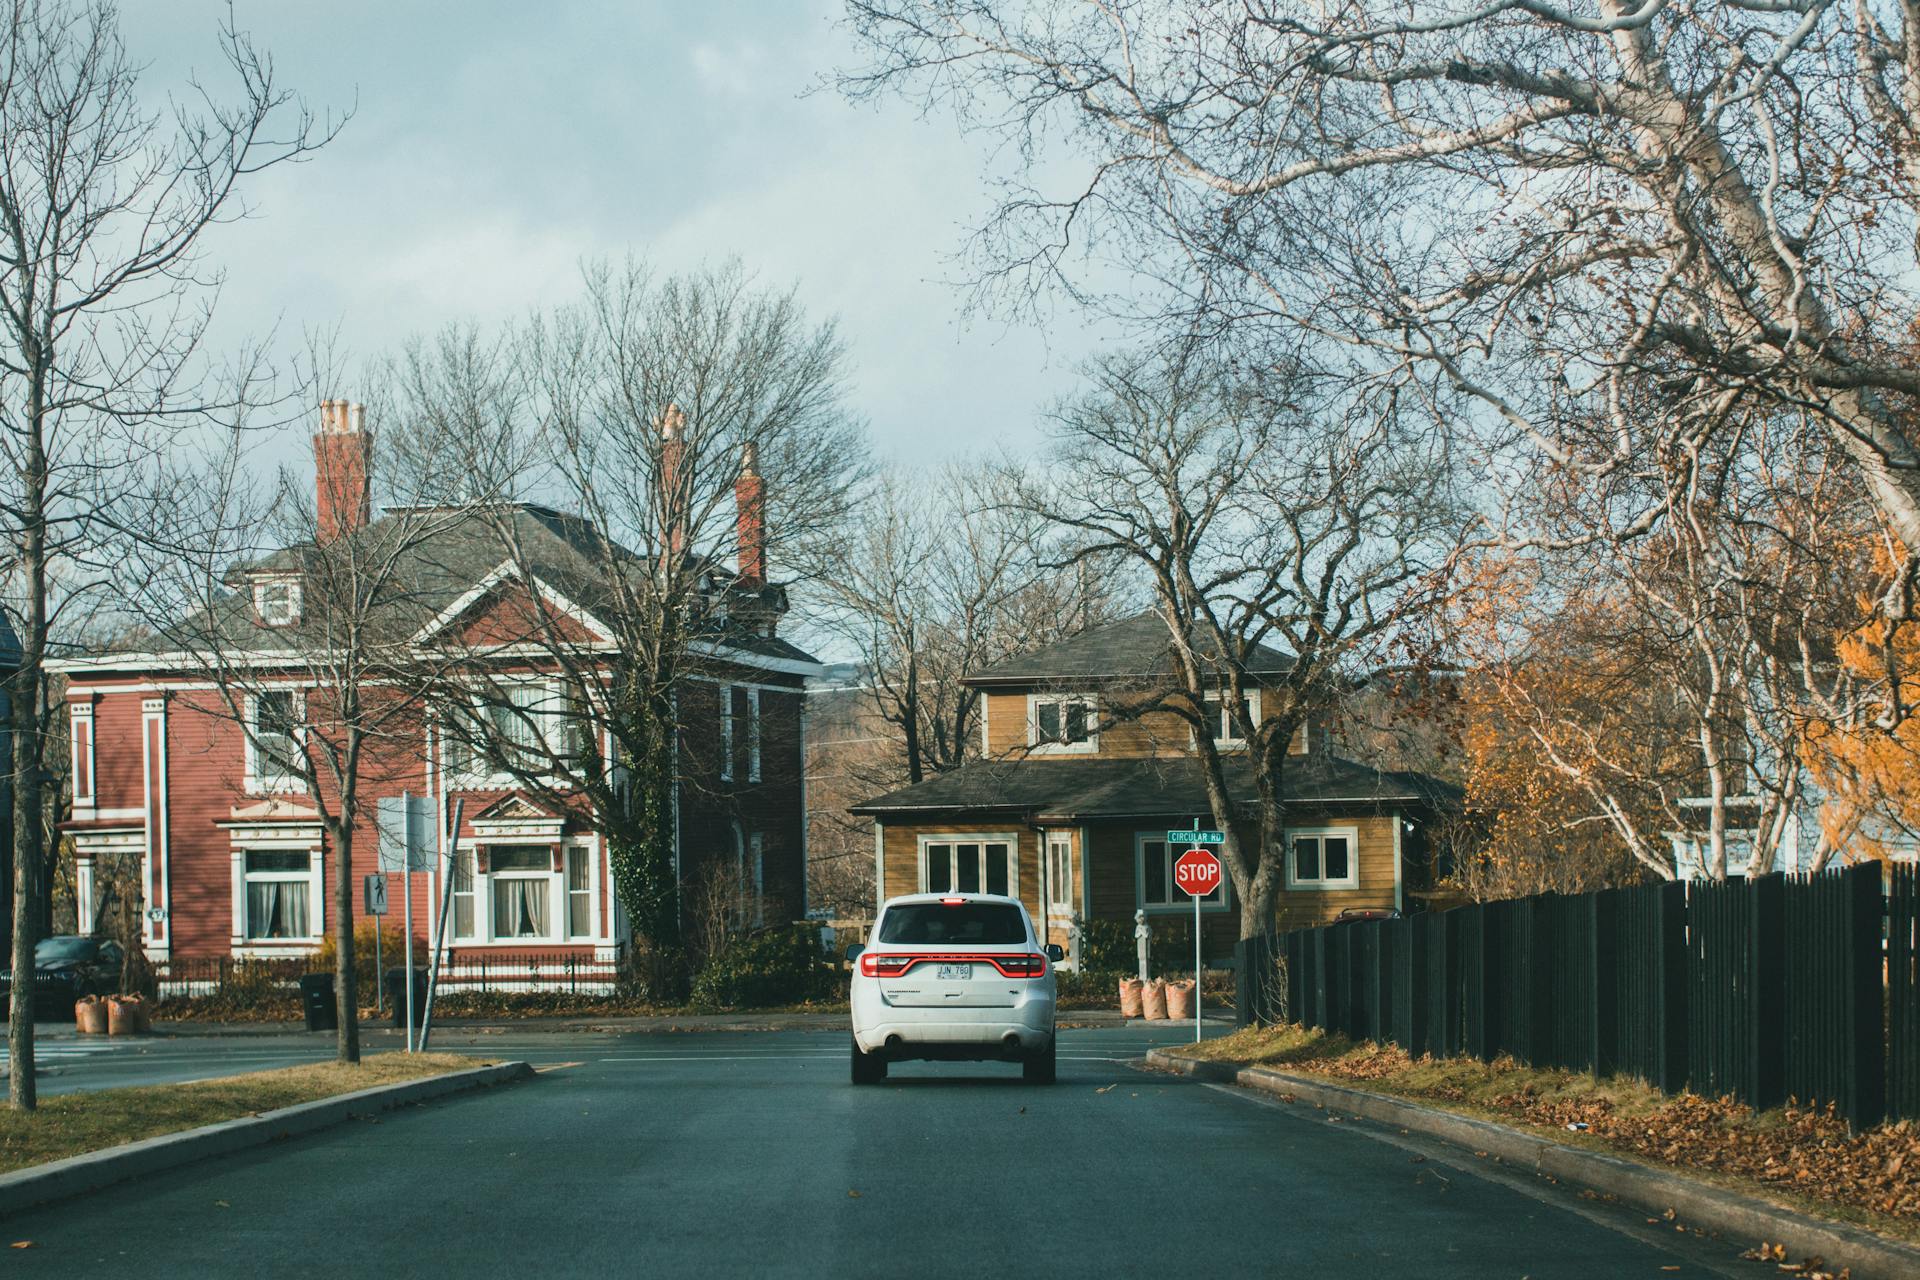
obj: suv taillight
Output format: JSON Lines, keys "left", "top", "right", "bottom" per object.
{"left": 859, "top": 953, "right": 914, "bottom": 978}
{"left": 996, "top": 953, "right": 1047, "bottom": 978}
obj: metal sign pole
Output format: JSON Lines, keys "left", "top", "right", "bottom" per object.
{"left": 418, "top": 797, "right": 465, "bottom": 1054}
{"left": 1193, "top": 818, "right": 1202, "bottom": 1043}
{"left": 375, "top": 908, "right": 383, "bottom": 1017}
{"left": 403, "top": 791, "right": 416, "bottom": 1053}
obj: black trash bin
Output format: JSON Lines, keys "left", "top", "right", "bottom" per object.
{"left": 299, "top": 973, "right": 337, "bottom": 1032}
{"left": 384, "top": 968, "right": 429, "bottom": 1027}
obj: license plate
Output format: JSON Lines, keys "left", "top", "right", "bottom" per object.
{"left": 936, "top": 963, "right": 971, "bottom": 981}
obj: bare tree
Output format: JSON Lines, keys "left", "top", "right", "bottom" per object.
{"left": 402, "top": 262, "right": 868, "bottom": 996}
{"left": 1018, "top": 344, "right": 1466, "bottom": 939}
{"left": 1458, "top": 403, "right": 1877, "bottom": 881}
{"left": 0, "top": 0, "right": 336, "bottom": 1107}
{"left": 130, "top": 388, "right": 513, "bottom": 1063}
{"left": 816, "top": 464, "right": 1132, "bottom": 788}
{"left": 839, "top": 1, "right": 1920, "bottom": 617}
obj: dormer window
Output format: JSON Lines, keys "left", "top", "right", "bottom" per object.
{"left": 1029, "top": 694, "right": 1098, "bottom": 755}
{"left": 252, "top": 579, "right": 302, "bottom": 627}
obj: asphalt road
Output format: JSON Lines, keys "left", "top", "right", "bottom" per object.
{"left": 2, "top": 1027, "right": 1763, "bottom": 1278}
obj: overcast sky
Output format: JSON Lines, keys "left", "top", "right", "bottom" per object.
{"left": 120, "top": 1, "right": 1111, "bottom": 472}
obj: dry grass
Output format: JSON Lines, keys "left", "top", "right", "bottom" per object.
{"left": 0, "top": 1053, "right": 486, "bottom": 1175}
{"left": 1173, "top": 1026, "right": 1920, "bottom": 1245}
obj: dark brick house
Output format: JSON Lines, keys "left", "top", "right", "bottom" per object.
{"left": 51, "top": 402, "right": 822, "bottom": 987}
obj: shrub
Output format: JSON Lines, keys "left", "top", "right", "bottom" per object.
{"left": 315, "top": 921, "right": 421, "bottom": 974}
{"left": 689, "top": 924, "right": 841, "bottom": 1011}
{"left": 1080, "top": 918, "right": 1136, "bottom": 973}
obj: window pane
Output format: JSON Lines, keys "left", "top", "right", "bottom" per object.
{"left": 985, "top": 843, "right": 1009, "bottom": 896}
{"left": 569, "top": 890, "right": 591, "bottom": 938}
{"left": 1064, "top": 701, "right": 1089, "bottom": 743}
{"left": 1293, "top": 837, "right": 1320, "bottom": 882}
{"left": 957, "top": 843, "right": 981, "bottom": 893}
{"left": 879, "top": 902, "right": 1026, "bottom": 945}
{"left": 491, "top": 846, "right": 549, "bottom": 873}
{"left": 493, "top": 879, "right": 548, "bottom": 937}
{"left": 257, "top": 691, "right": 295, "bottom": 736}
{"left": 1323, "top": 837, "right": 1350, "bottom": 881}
{"left": 246, "top": 879, "right": 309, "bottom": 939}
{"left": 453, "top": 848, "right": 474, "bottom": 936}
{"left": 731, "top": 687, "right": 753, "bottom": 777}
{"left": 566, "top": 849, "right": 589, "bottom": 890}
{"left": 1036, "top": 702, "right": 1061, "bottom": 742}
{"left": 1144, "top": 840, "right": 1167, "bottom": 905}
{"left": 926, "top": 844, "right": 951, "bottom": 893}
{"left": 246, "top": 850, "right": 309, "bottom": 874}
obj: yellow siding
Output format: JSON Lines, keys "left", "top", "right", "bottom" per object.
{"left": 880, "top": 821, "right": 1044, "bottom": 924}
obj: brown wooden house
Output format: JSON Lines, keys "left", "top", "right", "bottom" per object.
{"left": 850, "top": 613, "right": 1456, "bottom": 968}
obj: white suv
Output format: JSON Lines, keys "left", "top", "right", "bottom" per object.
{"left": 847, "top": 893, "right": 1061, "bottom": 1085}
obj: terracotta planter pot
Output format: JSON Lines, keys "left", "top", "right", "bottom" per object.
{"left": 1118, "top": 977, "right": 1144, "bottom": 1018}
{"left": 107, "top": 995, "right": 146, "bottom": 1037}
{"left": 74, "top": 996, "right": 108, "bottom": 1035}
{"left": 1165, "top": 979, "right": 1195, "bottom": 1021}
{"left": 1141, "top": 978, "right": 1168, "bottom": 1020}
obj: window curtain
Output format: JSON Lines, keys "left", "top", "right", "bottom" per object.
{"left": 493, "top": 878, "right": 548, "bottom": 938}
{"left": 246, "top": 881, "right": 310, "bottom": 939}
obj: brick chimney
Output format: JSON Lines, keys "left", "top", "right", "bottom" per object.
{"left": 736, "top": 441, "right": 766, "bottom": 588}
{"left": 659, "top": 404, "right": 687, "bottom": 557}
{"left": 314, "top": 399, "right": 370, "bottom": 542}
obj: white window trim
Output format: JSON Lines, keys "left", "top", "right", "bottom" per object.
{"left": 748, "top": 687, "right": 762, "bottom": 782}
{"left": 237, "top": 847, "right": 325, "bottom": 944}
{"left": 916, "top": 833, "right": 1021, "bottom": 899}
{"left": 70, "top": 703, "right": 95, "bottom": 807}
{"left": 251, "top": 577, "right": 302, "bottom": 627}
{"left": 1045, "top": 832, "right": 1075, "bottom": 914}
{"left": 1026, "top": 693, "right": 1099, "bottom": 755}
{"left": 1284, "top": 825, "right": 1361, "bottom": 891}
{"left": 1199, "top": 688, "right": 1263, "bottom": 750}
{"left": 444, "top": 679, "right": 575, "bottom": 789}
{"left": 1135, "top": 831, "right": 1232, "bottom": 914}
{"left": 483, "top": 843, "right": 563, "bottom": 944}
{"left": 721, "top": 684, "right": 763, "bottom": 783}
{"left": 563, "top": 840, "right": 600, "bottom": 941}
{"left": 243, "top": 689, "right": 307, "bottom": 796}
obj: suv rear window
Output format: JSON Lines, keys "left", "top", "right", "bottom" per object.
{"left": 878, "top": 902, "right": 1027, "bottom": 946}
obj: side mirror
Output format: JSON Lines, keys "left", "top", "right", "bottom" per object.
{"left": 1044, "top": 944, "right": 1064, "bottom": 962}
{"left": 844, "top": 943, "right": 865, "bottom": 962}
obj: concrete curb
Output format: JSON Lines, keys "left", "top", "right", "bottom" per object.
{"left": 1145, "top": 1050, "right": 1920, "bottom": 1280}
{"left": 0, "top": 1060, "right": 535, "bottom": 1220}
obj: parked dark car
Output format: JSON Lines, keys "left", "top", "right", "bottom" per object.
{"left": 0, "top": 935, "right": 124, "bottom": 1020}
{"left": 1331, "top": 908, "right": 1402, "bottom": 925}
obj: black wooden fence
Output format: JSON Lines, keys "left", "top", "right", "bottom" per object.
{"left": 1235, "top": 861, "right": 1920, "bottom": 1131}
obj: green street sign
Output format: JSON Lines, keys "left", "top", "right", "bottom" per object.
{"left": 1169, "top": 829, "right": 1225, "bottom": 844}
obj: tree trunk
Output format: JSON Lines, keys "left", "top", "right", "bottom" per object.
{"left": 333, "top": 820, "right": 359, "bottom": 1064}
{"left": 8, "top": 384, "right": 48, "bottom": 1111}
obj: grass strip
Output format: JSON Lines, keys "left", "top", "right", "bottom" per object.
{"left": 0, "top": 1053, "right": 486, "bottom": 1175}
{"left": 1172, "top": 1025, "right": 1920, "bottom": 1247}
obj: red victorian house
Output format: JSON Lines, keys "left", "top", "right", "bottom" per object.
{"left": 52, "top": 401, "right": 824, "bottom": 990}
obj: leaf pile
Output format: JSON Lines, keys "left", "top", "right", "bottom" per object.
{"left": 1184, "top": 1026, "right": 1920, "bottom": 1225}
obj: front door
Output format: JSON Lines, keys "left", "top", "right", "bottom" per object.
{"left": 1045, "top": 833, "right": 1075, "bottom": 952}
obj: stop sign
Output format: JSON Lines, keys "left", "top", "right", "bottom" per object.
{"left": 1174, "top": 848, "right": 1222, "bottom": 897}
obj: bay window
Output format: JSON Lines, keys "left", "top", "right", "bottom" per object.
{"left": 921, "top": 837, "right": 1017, "bottom": 897}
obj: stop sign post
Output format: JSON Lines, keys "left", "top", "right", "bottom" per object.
{"left": 1171, "top": 839, "right": 1223, "bottom": 1042}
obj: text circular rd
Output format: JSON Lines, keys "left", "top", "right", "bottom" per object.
{"left": 1174, "top": 848, "right": 1222, "bottom": 897}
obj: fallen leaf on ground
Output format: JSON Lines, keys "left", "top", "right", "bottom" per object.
{"left": 847, "top": 1190, "right": 861, "bottom": 1199}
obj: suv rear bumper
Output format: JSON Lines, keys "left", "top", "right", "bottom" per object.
{"left": 852, "top": 999, "right": 1056, "bottom": 1059}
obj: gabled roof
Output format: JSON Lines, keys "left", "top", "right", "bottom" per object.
{"left": 965, "top": 611, "right": 1294, "bottom": 687}
{"left": 69, "top": 502, "right": 821, "bottom": 674}
{"left": 849, "top": 754, "right": 1459, "bottom": 821}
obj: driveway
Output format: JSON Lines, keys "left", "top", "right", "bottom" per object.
{"left": 2, "top": 1026, "right": 1757, "bottom": 1277}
